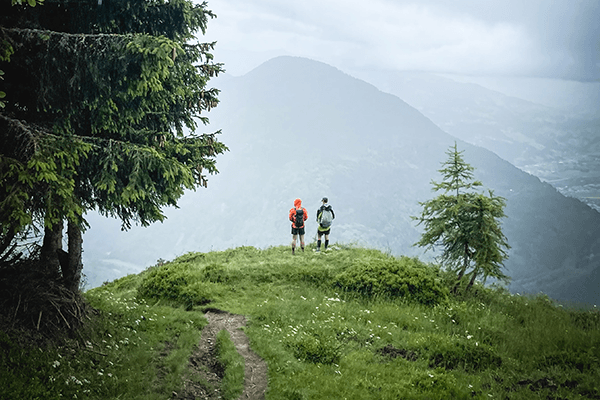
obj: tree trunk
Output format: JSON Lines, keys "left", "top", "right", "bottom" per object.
{"left": 40, "top": 219, "right": 63, "bottom": 279}
{"left": 452, "top": 242, "right": 474, "bottom": 293}
{"left": 466, "top": 269, "right": 478, "bottom": 291}
{"left": 63, "top": 220, "right": 83, "bottom": 292}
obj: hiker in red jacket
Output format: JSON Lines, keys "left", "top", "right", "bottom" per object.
{"left": 289, "top": 198, "right": 308, "bottom": 255}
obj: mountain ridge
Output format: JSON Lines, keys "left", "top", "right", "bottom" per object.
{"left": 83, "top": 56, "right": 600, "bottom": 305}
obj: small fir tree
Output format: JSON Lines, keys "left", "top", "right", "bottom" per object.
{"left": 413, "top": 143, "right": 510, "bottom": 292}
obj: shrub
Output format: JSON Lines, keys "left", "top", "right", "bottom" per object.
{"left": 288, "top": 330, "right": 342, "bottom": 365}
{"left": 202, "top": 263, "right": 232, "bottom": 283}
{"left": 428, "top": 340, "right": 502, "bottom": 372}
{"left": 333, "top": 256, "right": 448, "bottom": 305}
{"left": 137, "top": 263, "right": 192, "bottom": 302}
{"left": 569, "top": 310, "right": 600, "bottom": 331}
{"left": 296, "top": 264, "right": 337, "bottom": 287}
{"left": 410, "top": 370, "right": 467, "bottom": 399}
{"left": 537, "top": 350, "right": 598, "bottom": 372}
{"left": 137, "top": 263, "right": 215, "bottom": 309}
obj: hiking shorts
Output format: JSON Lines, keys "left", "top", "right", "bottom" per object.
{"left": 317, "top": 228, "right": 331, "bottom": 236}
{"left": 292, "top": 226, "right": 305, "bottom": 235}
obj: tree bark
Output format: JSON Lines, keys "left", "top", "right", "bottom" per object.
{"left": 466, "top": 269, "right": 478, "bottom": 291}
{"left": 40, "top": 219, "right": 63, "bottom": 279}
{"left": 64, "top": 220, "right": 83, "bottom": 292}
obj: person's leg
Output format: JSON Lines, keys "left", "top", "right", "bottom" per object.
{"left": 317, "top": 231, "right": 323, "bottom": 251}
{"left": 291, "top": 234, "right": 297, "bottom": 254}
{"left": 324, "top": 233, "right": 330, "bottom": 250}
{"left": 300, "top": 234, "right": 305, "bottom": 251}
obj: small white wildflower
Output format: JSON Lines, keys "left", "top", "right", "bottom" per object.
{"left": 52, "top": 360, "right": 60, "bottom": 368}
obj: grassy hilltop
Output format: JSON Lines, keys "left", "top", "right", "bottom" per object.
{"left": 2, "top": 245, "right": 599, "bottom": 399}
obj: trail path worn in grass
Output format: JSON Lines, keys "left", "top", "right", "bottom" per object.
{"left": 173, "top": 309, "right": 268, "bottom": 400}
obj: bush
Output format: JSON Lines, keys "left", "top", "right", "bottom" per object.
{"left": 137, "top": 263, "right": 191, "bottom": 301}
{"left": 333, "top": 256, "right": 448, "bottom": 305}
{"left": 202, "top": 263, "right": 233, "bottom": 283}
{"left": 288, "top": 330, "right": 342, "bottom": 365}
{"left": 428, "top": 340, "right": 502, "bottom": 372}
{"left": 537, "top": 350, "right": 598, "bottom": 372}
{"left": 137, "top": 263, "right": 213, "bottom": 309}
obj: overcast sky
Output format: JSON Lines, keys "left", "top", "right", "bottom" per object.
{"left": 200, "top": 0, "right": 600, "bottom": 82}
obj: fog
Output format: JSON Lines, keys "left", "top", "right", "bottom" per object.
{"left": 81, "top": 1, "right": 600, "bottom": 306}
{"left": 202, "top": 0, "right": 599, "bottom": 80}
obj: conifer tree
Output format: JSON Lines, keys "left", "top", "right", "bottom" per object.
{"left": 0, "top": 0, "right": 226, "bottom": 292}
{"left": 413, "top": 143, "right": 510, "bottom": 292}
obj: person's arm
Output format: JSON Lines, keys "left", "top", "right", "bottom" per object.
{"left": 331, "top": 208, "right": 335, "bottom": 219}
{"left": 303, "top": 208, "right": 309, "bottom": 222}
{"left": 289, "top": 208, "right": 295, "bottom": 223}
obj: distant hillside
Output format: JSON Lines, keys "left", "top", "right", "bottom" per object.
{"left": 355, "top": 70, "right": 600, "bottom": 212}
{"left": 83, "top": 56, "right": 600, "bottom": 306}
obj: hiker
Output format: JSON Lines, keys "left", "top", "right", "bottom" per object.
{"left": 316, "top": 197, "right": 335, "bottom": 252}
{"left": 289, "top": 198, "right": 308, "bottom": 254}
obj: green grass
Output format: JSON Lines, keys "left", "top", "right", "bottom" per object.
{"left": 2, "top": 244, "right": 599, "bottom": 399}
{"left": 216, "top": 329, "right": 245, "bottom": 400}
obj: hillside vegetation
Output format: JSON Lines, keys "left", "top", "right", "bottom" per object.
{"left": 2, "top": 245, "right": 599, "bottom": 399}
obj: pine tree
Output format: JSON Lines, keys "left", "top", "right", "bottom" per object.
{"left": 0, "top": 0, "right": 226, "bottom": 292}
{"left": 413, "top": 143, "right": 510, "bottom": 292}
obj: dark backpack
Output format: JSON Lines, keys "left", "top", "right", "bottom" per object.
{"left": 294, "top": 208, "right": 304, "bottom": 228}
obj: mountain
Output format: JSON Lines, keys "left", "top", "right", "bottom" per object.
{"left": 83, "top": 56, "right": 600, "bottom": 306}
{"left": 352, "top": 71, "right": 600, "bottom": 213}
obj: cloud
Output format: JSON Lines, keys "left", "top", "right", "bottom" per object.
{"left": 200, "top": 0, "right": 600, "bottom": 80}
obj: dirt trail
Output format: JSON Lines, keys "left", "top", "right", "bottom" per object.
{"left": 173, "top": 309, "right": 268, "bottom": 400}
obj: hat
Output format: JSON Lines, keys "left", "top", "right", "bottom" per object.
{"left": 322, "top": 197, "right": 328, "bottom": 202}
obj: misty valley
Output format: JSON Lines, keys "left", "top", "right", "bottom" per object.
{"left": 4, "top": 3, "right": 600, "bottom": 399}
{"left": 83, "top": 56, "right": 600, "bottom": 308}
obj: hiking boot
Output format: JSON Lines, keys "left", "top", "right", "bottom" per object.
{"left": 301, "top": 247, "right": 305, "bottom": 252}
{"left": 292, "top": 247, "right": 295, "bottom": 255}
{"left": 315, "top": 248, "right": 320, "bottom": 252}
